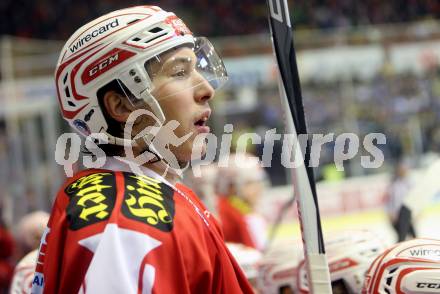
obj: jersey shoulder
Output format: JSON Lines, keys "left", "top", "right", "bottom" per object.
{"left": 118, "top": 171, "right": 177, "bottom": 233}
{"left": 61, "top": 169, "right": 118, "bottom": 231}
{"left": 59, "top": 169, "right": 204, "bottom": 235}
{"left": 57, "top": 169, "right": 178, "bottom": 233}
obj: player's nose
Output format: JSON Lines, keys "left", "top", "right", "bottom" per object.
{"left": 193, "top": 72, "right": 214, "bottom": 103}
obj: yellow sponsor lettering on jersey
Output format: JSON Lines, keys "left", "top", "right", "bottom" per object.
{"left": 122, "top": 173, "right": 175, "bottom": 232}
{"left": 65, "top": 172, "right": 116, "bottom": 230}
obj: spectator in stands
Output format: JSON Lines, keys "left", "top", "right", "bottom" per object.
{"left": 1, "top": 0, "right": 438, "bottom": 39}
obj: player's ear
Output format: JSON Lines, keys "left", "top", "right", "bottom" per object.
{"left": 102, "top": 91, "right": 135, "bottom": 123}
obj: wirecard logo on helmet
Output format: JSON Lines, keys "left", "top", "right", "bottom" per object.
{"left": 69, "top": 19, "right": 120, "bottom": 53}
{"left": 399, "top": 244, "right": 440, "bottom": 260}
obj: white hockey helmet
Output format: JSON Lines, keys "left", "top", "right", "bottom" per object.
{"left": 55, "top": 5, "right": 227, "bottom": 146}
{"left": 257, "top": 239, "right": 304, "bottom": 294}
{"left": 363, "top": 238, "right": 440, "bottom": 294}
{"left": 16, "top": 211, "right": 50, "bottom": 251}
{"left": 297, "top": 230, "right": 388, "bottom": 294}
{"left": 258, "top": 258, "right": 299, "bottom": 294}
{"left": 216, "top": 152, "right": 268, "bottom": 196}
{"left": 226, "top": 242, "right": 262, "bottom": 281}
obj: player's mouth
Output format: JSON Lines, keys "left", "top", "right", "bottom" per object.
{"left": 194, "top": 109, "right": 211, "bottom": 133}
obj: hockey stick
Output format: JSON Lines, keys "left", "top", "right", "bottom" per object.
{"left": 266, "top": 0, "right": 331, "bottom": 292}
{"left": 264, "top": 193, "right": 295, "bottom": 253}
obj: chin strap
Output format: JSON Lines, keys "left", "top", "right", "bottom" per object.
{"left": 101, "top": 76, "right": 185, "bottom": 177}
{"left": 103, "top": 131, "right": 186, "bottom": 178}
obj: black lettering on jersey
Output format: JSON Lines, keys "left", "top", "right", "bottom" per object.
{"left": 65, "top": 172, "right": 116, "bottom": 230}
{"left": 122, "top": 173, "right": 175, "bottom": 232}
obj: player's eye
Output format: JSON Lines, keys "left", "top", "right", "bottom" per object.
{"left": 171, "top": 68, "right": 188, "bottom": 78}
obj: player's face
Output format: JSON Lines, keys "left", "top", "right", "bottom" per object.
{"left": 240, "top": 180, "right": 264, "bottom": 208}
{"left": 150, "top": 46, "right": 215, "bottom": 162}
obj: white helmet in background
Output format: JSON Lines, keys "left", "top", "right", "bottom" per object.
{"left": 297, "top": 230, "right": 388, "bottom": 294}
{"left": 363, "top": 238, "right": 440, "bottom": 294}
{"left": 216, "top": 152, "right": 268, "bottom": 197}
{"left": 257, "top": 239, "right": 304, "bottom": 294}
{"left": 16, "top": 211, "right": 50, "bottom": 251}
{"left": 258, "top": 259, "right": 299, "bottom": 294}
{"left": 226, "top": 243, "right": 262, "bottom": 282}
{"left": 9, "top": 249, "right": 39, "bottom": 294}
{"left": 55, "top": 5, "right": 227, "bottom": 152}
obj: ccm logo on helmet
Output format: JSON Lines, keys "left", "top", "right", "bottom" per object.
{"left": 82, "top": 48, "right": 135, "bottom": 85}
{"left": 416, "top": 283, "right": 440, "bottom": 289}
{"left": 69, "top": 19, "right": 119, "bottom": 53}
{"left": 89, "top": 54, "right": 118, "bottom": 77}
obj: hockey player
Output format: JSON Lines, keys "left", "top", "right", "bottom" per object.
{"left": 32, "top": 6, "right": 253, "bottom": 293}
{"left": 386, "top": 161, "right": 416, "bottom": 241}
{"left": 397, "top": 158, "right": 440, "bottom": 241}
{"left": 363, "top": 238, "right": 440, "bottom": 294}
{"left": 216, "top": 153, "right": 269, "bottom": 251}
{"left": 184, "top": 163, "right": 219, "bottom": 216}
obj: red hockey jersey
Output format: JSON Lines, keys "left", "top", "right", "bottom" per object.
{"left": 217, "top": 197, "right": 256, "bottom": 249}
{"left": 31, "top": 166, "right": 253, "bottom": 293}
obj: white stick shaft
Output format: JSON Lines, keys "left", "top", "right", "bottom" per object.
{"left": 278, "top": 78, "right": 332, "bottom": 293}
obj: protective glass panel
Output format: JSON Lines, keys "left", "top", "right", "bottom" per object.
{"left": 144, "top": 36, "right": 228, "bottom": 101}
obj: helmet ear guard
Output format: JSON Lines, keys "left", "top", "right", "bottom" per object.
{"left": 117, "top": 62, "right": 166, "bottom": 124}
{"left": 118, "top": 63, "right": 154, "bottom": 99}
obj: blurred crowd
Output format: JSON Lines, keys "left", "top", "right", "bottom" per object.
{"left": 223, "top": 64, "right": 440, "bottom": 182}
{"left": 1, "top": 0, "right": 439, "bottom": 39}
{"left": 304, "top": 67, "right": 440, "bottom": 171}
